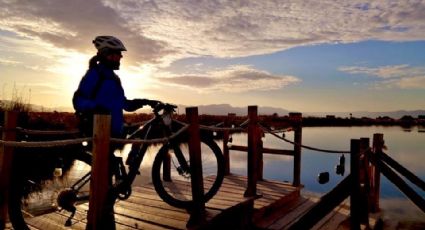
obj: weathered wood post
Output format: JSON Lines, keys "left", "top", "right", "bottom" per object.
{"left": 350, "top": 139, "right": 361, "bottom": 230}
{"left": 244, "top": 106, "right": 260, "bottom": 197}
{"left": 370, "top": 133, "right": 383, "bottom": 213}
{"left": 0, "top": 111, "right": 18, "bottom": 229}
{"left": 223, "top": 113, "right": 235, "bottom": 175}
{"left": 186, "top": 107, "right": 206, "bottom": 227}
{"left": 360, "top": 138, "right": 370, "bottom": 227}
{"left": 258, "top": 134, "right": 264, "bottom": 181}
{"left": 289, "top": 112, "right": 302, "bottom": 187}
{"left": 87, "top": 114, "right": 112, "bottom": 230}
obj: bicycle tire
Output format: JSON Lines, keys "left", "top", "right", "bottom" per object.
{"left": 8, "top": 151, "right": 92, "bottom": 230}
{"left": 151, "top": 137, "right": 225, "bottom": 209}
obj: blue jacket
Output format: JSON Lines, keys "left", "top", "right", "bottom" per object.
{"left": 73, "top": 64, "right": 131, "bottom": 137}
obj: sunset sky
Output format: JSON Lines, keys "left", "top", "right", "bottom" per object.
{"left": 1, "top": 0, "right": 425, "bottom": 113}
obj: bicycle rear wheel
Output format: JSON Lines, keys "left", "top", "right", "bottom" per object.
{"left": 8, "top": 150, "right": 92, "bottom": 230}
{"left": 151, "top": 137, "right": 224, "bottom": 209}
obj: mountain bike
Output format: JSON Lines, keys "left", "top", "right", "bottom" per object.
{"left": 8, "top": 103, "right": 225, "bottom": 229}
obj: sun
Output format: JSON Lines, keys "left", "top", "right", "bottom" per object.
{"left": 118, "top": 63, "right": 156, "bottom": 99}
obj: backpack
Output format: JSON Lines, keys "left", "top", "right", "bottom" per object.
{"left": 72, "top": 69, "right": 105, "bottom": 136}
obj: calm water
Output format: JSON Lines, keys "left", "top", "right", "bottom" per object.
{"left": 30, "top": 126, "right": 425, "bottom": 222}
{"left": 222, "top": 126, "right": 425, "bottom": 222}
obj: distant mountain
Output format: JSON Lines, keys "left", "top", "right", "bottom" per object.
{"left": 177, "top": 104, "right": 424, "bottom": 119}
{"left": 178, "top": 104, "right": 292, "bottom": 116}
{"left": 1, "top": 100, "right": 423, "bottom": 119}
{"left": 305, "top": 110, "right": 425, "bottom": 119}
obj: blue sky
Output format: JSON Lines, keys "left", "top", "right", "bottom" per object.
{"left": 1, "top": 1, "right": 425, "bottom": 113}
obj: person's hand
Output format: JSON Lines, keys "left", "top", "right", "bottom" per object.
{"left": 146, "top": 100, "right": 161, "bottom": 108}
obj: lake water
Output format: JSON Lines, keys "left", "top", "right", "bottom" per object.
{"left": 27, "top": 125, "right": 425, "bottom": 222}
{"left": 221, "top": 126, "right": 425, "bottom": 222}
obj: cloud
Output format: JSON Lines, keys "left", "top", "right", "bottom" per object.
{"left": 158, "top": 65, "right": 300, "bottom": 93}
{"left": 1, "top": 0, "right": 425, "bottom": 66}
{"left": 338, "top": 65, "right": 425, "bottom": 79}
{"left": 340, "top": 64, "right": 425, "bottom": 89}
{"left": 0, "top": 0, "right": 173, "bottom": 65}
{"left": 379, "top": 76, "right": 425, "bottom": 89}
{"left": 0, "top": 57, "right": 20, "bottom": 66}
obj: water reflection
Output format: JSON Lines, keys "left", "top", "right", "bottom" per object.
{"left": 44, "top": 126, "right": 424, "bottom": 221}
{"left": 223, "top": 126, "right": 425, "bottom": 221}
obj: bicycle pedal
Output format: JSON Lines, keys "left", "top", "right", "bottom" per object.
{"left": 65, "top": 219, "right": 72, "bottom": 227}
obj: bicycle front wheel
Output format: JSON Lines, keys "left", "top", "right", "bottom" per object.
{"left": 8, "top": 150, "right": 92, "bottom": 230}
{"left": 151, "top": 137, "right": 224, "bottom": 209}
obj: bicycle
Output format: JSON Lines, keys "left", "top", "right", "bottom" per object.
{"left": 8, "top": 103, "right": 225, "bottom": 229}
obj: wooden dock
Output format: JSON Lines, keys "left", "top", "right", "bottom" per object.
{"left": 4, "top": 174, "right": 374, "bottom": 230}
{"left": 5, "top": 174, "right": 305, "bottom": 230}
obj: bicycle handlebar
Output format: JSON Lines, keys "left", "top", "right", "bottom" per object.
{"left": 152, "top": 102, "right": 177, "bottom": 116}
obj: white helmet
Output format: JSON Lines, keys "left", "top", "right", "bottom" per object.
{"left": 93, "top": 36, "right": 127, "bottom": 51}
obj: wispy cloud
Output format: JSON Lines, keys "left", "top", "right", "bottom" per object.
{"left": 0, "top": 57, "right": 20, "bottom": 66}
{"left": 2, "top": 0, "right": 425, "bottom": 67}
{"left": 378, "top": 76, "right": 425, "bottom": 89}
{"left": 158, "top": 65, "right": 300, "bottom": 93}
{"left": 338, "top": 65, "right": 425, "bottom": 79}
{"left": 339, "top": 64, "right": 425, "bottom": 89}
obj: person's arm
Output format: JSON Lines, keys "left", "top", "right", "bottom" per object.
{"left": 124, "top": 98, "right": 160, "bottom": 112}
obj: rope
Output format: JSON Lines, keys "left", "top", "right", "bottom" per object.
{"left": 173, "top": 118, "right": 248, "bottom": 132}
{"left": 199, "top": 125, "right": 245, "bottom": 132}
{"left": 111, "top": 124, "right": 190, "bottom": 145}
{"left": 16, "top": 127, "right": 80, "bottom": 135}
{"left": 259, "top": 124, "right": 350, "bottom": 154}
{"left": 124, "top": 120, "right": 149, "bottom": 129}
{"left": 0, "top": 138, "right": 92, "bottom": 148}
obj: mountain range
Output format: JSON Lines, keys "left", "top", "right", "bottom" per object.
{"left": 1, "top": 100, "right": 423, "bottom": 119}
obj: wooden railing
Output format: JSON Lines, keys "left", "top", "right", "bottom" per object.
{"left": 0, "top": 108, "right": 206, "bottom": 230}
{"left": 225, "top": 105, "right": 303, "bottom": 193}
{"left": 289, "top": 133, "right": 425, "bottom": 230}
{"left": 3, "top": 106, "right": 423, "bottom": 230}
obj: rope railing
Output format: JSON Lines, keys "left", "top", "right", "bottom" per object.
{"left": 16, "top": 127, "right": 80, "bottom": 135}
{"left": 259, "top": 123, "right": 351, "bottom": 154}
{"left": 111, "top": 124, "right": 190, "bottom": 144}
{"left": 173, "top": 119, "right": 248, "bottom": 132}
{"left": 0, "top": 137, "right": 91, "bottom": 148}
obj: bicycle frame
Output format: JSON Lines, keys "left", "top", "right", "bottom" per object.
{"left": 67, "top": 103, "right": 189, "bottom": 201}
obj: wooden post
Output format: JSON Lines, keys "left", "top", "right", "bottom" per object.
{"left": 359, "top": 138, "right": 370, "bottom": 227}
{"left": 244, "top": 106, "right": 260, "bottom": 197}
{"left": 370, "top": 133, "right": 383, "bottom": 213}
{"left": 223, "top": 113, "right": 235, "bottom": 175}
{"left": 290, "top": 112, "right": 302, "bottom": 187}
{"left": 87, "top": 114, "right": 112, "bottom": 230}
{"left": 258, "top": 136, "right": 264, "bottom": 181}
{"left": 350, "top": 139, "right": 361, "bottom": 230}
{"left": 186, "top": 107, "right": 206, "bottom": 227}
{"left": 0, "top": 111, "right": 18, "bottom": 229}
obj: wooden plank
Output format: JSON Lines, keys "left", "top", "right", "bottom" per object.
{"left": 39, "top": 212, "right": 86, "bottom": 230}
{"left": 116, "top": 200, "right": 189, "bottom": 221}
{"left": 267, "top": 197, "right": 317, "bottom": 229}
{"left": 287, "top": 175, "right": 351, "bottom": 230}
{"left": 311, "top": 199, "right": 349, "bottom": 230}
{"left": 80, "top": 203, "right": 182, "bottom": 229}
{"left": 254, "top": 196, "right": 308, "bottom": 229}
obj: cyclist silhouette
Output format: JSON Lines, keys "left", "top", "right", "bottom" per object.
{"left": 72, "top": 35, "right": 159, "bottom": 229}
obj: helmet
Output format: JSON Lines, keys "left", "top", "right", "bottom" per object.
{"left": 93, "top": 36, "right": 127, "bottom": 52}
